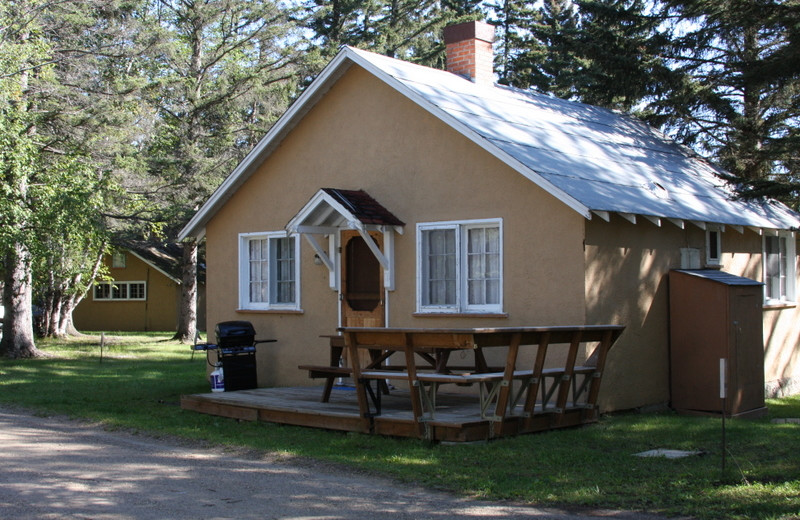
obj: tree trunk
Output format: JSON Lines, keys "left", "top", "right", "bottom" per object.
{"left": 173, "top": 239, "right": 198, "bottom": 343}
{"left": 58, "top": 296, "right": 83, "bottom": 337}
{"left": 0, "top": 245, "right": 41, "bottom": 358}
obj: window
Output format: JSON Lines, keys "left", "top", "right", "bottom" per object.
{"left": 417, "top": 219, "right": 502, "bottom": 313}
{"left": 764, "top": 234, "right": 796, "bottom": 304}
{"left": 111, "top": 252, "right": 127, "bottom": 268}
{"left": 239, "top": 232, "right": 300, "bottom": 310}
{"left": 706, "top": 228, "right": 722, "bottom": 266}
{"left": 93, "top": 281, "right": 146, "bottom": 301}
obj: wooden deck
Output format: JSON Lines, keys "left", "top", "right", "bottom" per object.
{"left": 181, "top": 385, "right": 600, "bottom": 443}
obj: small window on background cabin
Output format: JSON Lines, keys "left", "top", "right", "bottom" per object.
{"left": 112, "top": 252, "right": 127, "bottom": 268}
{"left": 706, "top": 228, "right": 721, "bottom": 266}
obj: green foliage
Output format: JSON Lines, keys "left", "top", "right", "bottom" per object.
{"left": 572, "top": 0, "right": 675, "bottom": 111}
{"left": 141, "top": 0, "right": 304, "bottom": 233}
{"left": 1, "top": 334, "right": 799, "bottom": 519}
{"left": 300, "top": 0, "right": 487, "bottom": 69}
{"left": 487, "top": 0, "right": 539, "bottom": 85}
{"left": 654, "top": 0, "right": 800, "bottom": 207}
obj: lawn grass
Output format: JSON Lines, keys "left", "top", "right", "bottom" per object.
{"left": 1, "top": 332, "right": 798, "bottom": 519}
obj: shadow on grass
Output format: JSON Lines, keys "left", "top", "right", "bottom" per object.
{"left": 1, "top": 341, "right": 799, "bottom": 520}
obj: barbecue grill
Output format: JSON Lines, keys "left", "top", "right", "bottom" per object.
{"left": 193, "top": 321, "right": 276, "bottom": 391}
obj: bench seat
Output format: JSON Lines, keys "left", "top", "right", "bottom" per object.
{"left": 298, "top": 364, "right": 352, "bottom": 379}
{"left": 359, "top": 370, "right": 411, "bottom": 380}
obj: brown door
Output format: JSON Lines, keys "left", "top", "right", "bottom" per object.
{"left": 341, "top": 230, "right": 385, "bottom": 328}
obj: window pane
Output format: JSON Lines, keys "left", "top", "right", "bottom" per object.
{"left": 95, "top": 283, "right": 109, "bottom": 299}
{"left": 112, "top": 284, "right": 127, "bottom": 299}
{"left": 248, "top": 238, "right": 269, "bottom": 303}
{"left": 129, "top": 283, "right": 144, "bottom": 299}
{"left": 766, "top": 236, "right": 786, "bottom": 300}
{"left": 466, "top": 226, "right": 500, "bottom": 306}
{"left": 708, "top": 231, "right": 719, "bottom": 260}
{"left": 423, "top": 229, "right": 456, "bottom": 306}
{"left": 272, "top": 236, "right": 295, "bottom": 304}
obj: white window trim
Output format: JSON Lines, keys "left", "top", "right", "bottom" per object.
{"left": 93, "top": 281, "right": 147, "bottom": 301}
{"left": 705, "top": 227, "right": 722, "bottom": 266}
{"left": 416, "top": 218, "right": 503, "bottom": 314}
{"left": 763, "top": 232, "right": 797, "bottom": 305}
{"left": 238, "top": 231, "right": 301, "bottom": 311}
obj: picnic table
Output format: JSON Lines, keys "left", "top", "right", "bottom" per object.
{"left": 338, "top": 325, "right": 625, "bottom": 438}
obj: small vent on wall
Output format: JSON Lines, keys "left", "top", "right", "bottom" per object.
{"left": 680, "top": 248, "right": 701, "bottom": 269}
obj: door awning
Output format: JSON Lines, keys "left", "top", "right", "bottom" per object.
{"left": 286, "top": 188, "right": 405, "bottom": 290}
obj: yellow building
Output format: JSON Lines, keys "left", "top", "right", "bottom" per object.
{"left": 179, "top": 22, "right": 800, "bottom": 412}
{"left": 73, "top": 242, "right": 206, "bottom": 333}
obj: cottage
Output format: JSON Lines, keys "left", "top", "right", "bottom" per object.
{"left": 179, "top": 21, "right": 800, "bottom": 414}
{"left": 73, "top": 241, "right": 206, "bottom": 333}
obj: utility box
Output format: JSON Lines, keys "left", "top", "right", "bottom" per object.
{"left": 669, "top": 270, "right": 767, "bottom": 418}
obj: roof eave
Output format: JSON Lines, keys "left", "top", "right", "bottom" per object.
{"left": 178, "top": 51, "right": 357, "bottom": 241}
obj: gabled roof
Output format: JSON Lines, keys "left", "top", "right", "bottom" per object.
{"left": 115, "top": 240, "right": 206, "bottom": 285}
{"left": 286, "top": 188, "right": 404, "bottom": 234}
{"left": 321, "top": 188, "right": 405, "bottom": 227}
{"left": 179, "top": 46, "right": 800, "bottom": 240}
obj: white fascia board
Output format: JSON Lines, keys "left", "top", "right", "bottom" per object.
{"left": 287, "top": 189, "right": 362, "bottom": 233}
{"left": 345, "top": 50, "right": 592, "bottom": 220}
{"left": 127, "top": 250, "right": 182, "bottom": 285}
{"left": 179, "top": 53, "right": 355, "bottom": 241}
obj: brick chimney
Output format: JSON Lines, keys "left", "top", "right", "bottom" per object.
{"left": 443, "top": 21, "right": 496, "bottom": 86}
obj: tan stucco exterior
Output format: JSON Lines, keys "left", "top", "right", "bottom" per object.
{"left": 205, "top": 66, "right": 586, "bottom": 388}
{"left": 586, "top": 218, "right": 800, "bottom": 410}
{"left": 73, "top": 252, "right": 193, "bottom": 332}
{"left": 200, "top": 63, "right": 800, "bottom": 411}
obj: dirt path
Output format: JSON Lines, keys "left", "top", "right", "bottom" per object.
{"left": 0, "top": 407, "right": 676, "bottom": 519}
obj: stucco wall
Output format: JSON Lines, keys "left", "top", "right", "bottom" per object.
{"left": 204, "top": 65, "right": 587, "bottom": 390}
{"left": 73, "top": 253, "right": 179, "bottom": 332}
{"left": 707, "top": 230, "right": 800, "bottom": 397}
{"left": 586, "top": 217, "right": 800, "bottom": 411}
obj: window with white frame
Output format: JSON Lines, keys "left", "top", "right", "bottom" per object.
{"left": 417, "top": 219, "right": 502, "bottom": 313}
{"left": 94, "top": 281, "right": 146, "bottom": 301}
{"left": 706, "top": 227, "right": 722, "bottom": 266}
{"left": 111, "top": 252, "right": 127, "bottom": 268}
{"left": 763, "top": 233, "right": 796, "bottom": 304}
{"left": 239, "top": 231, "right": 300, "bottom": 310}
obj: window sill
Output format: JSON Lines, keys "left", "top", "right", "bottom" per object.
{"left": 413, "top": 312, "right": 508, "bottom": 319}
{"left": 763, "top": 302, "right": 797, "bottom": 310}
{"left": 236, "top": 308, "right": 304, "bottom": 315}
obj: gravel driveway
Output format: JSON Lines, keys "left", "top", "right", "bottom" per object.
{"left": 0, "top": 407, "right": 676, "bottom": 519}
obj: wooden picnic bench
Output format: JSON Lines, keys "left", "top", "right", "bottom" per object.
{"left": 339, "top": 325, "right": 625, "bottom": 439}
{"left": 298, "top": 335, "right": 393, "bottom": 402}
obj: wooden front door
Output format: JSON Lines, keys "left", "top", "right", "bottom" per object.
{"left": 341, "top": 230, "right": 385, "bottom": 328}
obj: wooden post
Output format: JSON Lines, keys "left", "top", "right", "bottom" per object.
{"left": 492, "top": 332, "right": 522, "bottom": 437}
{"left": 522, "top": 332, "right": 550, "bottom": 429}
{"left": 402, "top": 333, "right": 427, "bottom": 439}
{"left": 345, "top": 331, "right": 371, "bottom": 433}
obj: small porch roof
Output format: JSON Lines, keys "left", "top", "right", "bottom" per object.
{"left": 286, "top": 188, "right": 404, "bottom": 291}
{"left": 286, "top": 188, "right": 404, "bottom": 235}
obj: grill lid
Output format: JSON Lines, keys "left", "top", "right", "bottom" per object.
{"left": 215, "top": 321, "right": 256, "bottom": 347}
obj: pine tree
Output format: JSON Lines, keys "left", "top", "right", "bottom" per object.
{"left": 487, "top": 0, "right": 538, "bottom": 85}
{"left": 656, "top": 0, "right": 800, "bottom": 205}
{"left": 571, "top": 0, "right": 672, "bottom": 110}
{"left": 142, "top": 0, "right": 303, "bottom": 341}
{"left": 498, "top": 0, "right": 584, "bottom": 96}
